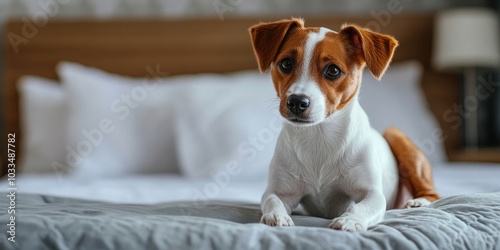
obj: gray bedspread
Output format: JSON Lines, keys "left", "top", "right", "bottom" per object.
{"left": 1, "top": 192, "right": 500, "bottom": 250}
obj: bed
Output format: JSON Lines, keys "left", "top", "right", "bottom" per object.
{"left": 2, "top": 14, "right": 500, "bottom": 250}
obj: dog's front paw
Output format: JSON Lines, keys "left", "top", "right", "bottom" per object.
{"left": 404, "top": 197, "right": 431, "bottom": 208}
{"left": 329, "top": 217, "right": 366, "bottom": 232}
{"left": 261, "top": 213, "right": 294, "bottom": 227}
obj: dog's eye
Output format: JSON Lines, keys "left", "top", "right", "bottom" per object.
{"left": 324, "top": 64, "right": 342, "bottom": 80}
{"left": 279, "top": 58, "right": 294, "bottom": 73}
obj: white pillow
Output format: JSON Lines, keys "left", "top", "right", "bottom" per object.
{"left": 174, "top": 71, "right": 281, "bottom": 180}
{"left": 17, "top": 76, "right": 67, "bottom": 173}
{"left": 57, "top": 62, "right": 179, "bottom": 178}
{"left": 359, "top": 61, "right": 447, "bottom": 163}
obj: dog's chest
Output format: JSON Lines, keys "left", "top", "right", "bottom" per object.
{"left": 284, "top": 128, "right": 357, "bottom": 217}
{"left": 287, "top": 131, "right": 348, "bottom": 191}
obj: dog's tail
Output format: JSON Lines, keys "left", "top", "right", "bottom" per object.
{"left": 383, "top": 127, "right": 440, "bottom": 202}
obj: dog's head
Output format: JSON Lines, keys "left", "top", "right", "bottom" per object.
{"left": 249, "top": 18, "right": 398, "bottom": 126}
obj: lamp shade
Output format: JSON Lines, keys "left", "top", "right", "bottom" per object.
{"left": 433, "top": 8, "right": 500, "bottom": 70}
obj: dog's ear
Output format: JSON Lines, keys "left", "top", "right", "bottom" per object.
{"left": 249, "top": 18, "right": 304, "bottom": 72}
{"left": 340, "top": 24, "right": 398, "bottom": 80}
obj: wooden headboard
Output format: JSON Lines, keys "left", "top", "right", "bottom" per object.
{"left": 3, "top": 14, "right": 461, "bottom": 176}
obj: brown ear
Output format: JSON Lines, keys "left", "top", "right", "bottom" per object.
{"left": 249, "top": 18, "right": 304, "bottom": 72}
{"left": 340, "top": 24, "right": 398, "bottom": 80}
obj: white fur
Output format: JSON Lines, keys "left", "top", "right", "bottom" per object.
{"left": 261, "top": 28, "right": 402, "bottom": 231}
{"left": 404, "top": 197, "right": 431, "bottom": 208}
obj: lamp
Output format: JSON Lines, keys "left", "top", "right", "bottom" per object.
{"left": 433, "top": 8, "right": 500, "bottom": 150}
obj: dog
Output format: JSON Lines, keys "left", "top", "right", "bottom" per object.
{"left": 249, "top": 18, "right": 440, "bottom": 232}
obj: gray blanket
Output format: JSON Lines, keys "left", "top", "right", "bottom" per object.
{"left": 1, "top": 192, "right": 500, "bottom": 250}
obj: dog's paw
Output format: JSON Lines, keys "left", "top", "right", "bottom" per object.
{"left": 404, "top": 197, "right": 431, "bottom": 208}
{"left": 261, "top": 213, "right": 294, "bottom": 227}
{"left": 328, "top": 217, "right": 366, "bottom": 232}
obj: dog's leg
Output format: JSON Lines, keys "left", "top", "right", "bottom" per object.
{"left": 260, "top": 191, "right": 300, "bottom": 227}
{"left": 329, "top": 189, "right": 386, "bottom": 232}
{"left": 383, "top": 127, "right": 440, "bottom": 208}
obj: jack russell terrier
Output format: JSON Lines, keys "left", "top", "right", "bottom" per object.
{"left": 249, "top": 18, "right": 440, "bottom": 232}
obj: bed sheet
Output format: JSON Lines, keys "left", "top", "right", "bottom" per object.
{"left": 2, "top": 162, "right": 499, "bottom": 204}
{"left": 1, "top": 192, "right": 500, "bottom": 250}
{"left": 433, "top": 162, "right": 500, "bottom": 196}
{"left": 1, "top": 174, "right": 267, "bottom": 204}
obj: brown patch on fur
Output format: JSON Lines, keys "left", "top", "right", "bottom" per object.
{"left": 249, "top": 18, "right": 310, "bottom": 116}
{"left": 310, "top": 33, "right": 362, "bottom": 115}
{"left": 268, "top": 27, "right": 315, "bottom": 116}
{"left": 340, "top": 24, "right": 398, "bottom": 80}
{"left": 249, "top": 18, "right": 305, "bottom": 72}
{"left": 383, "top": 127, "right": 440, "bottom": 204}
{"left": 270, "top": 28, "right": 309, "bottom": 98}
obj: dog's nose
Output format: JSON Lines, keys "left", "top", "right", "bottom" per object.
{"left": 287, "top": 94, "right": 310, "bottom": 114}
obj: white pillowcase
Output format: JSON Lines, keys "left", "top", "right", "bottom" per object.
{"left": 17, "top": 76, "right": 66, "bottom": 173}
{"left": 174, "top": 71, "right": 281, "bottom": 180}
{"left": 359, "top": 61, "right": 447, "bottom": 163}
{"left": 57, "top": 62, "right": 179, "bottom": 178}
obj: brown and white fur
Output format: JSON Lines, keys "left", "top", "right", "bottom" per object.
{"left": 249, "top": 18, "right": 439, "bottom": 232}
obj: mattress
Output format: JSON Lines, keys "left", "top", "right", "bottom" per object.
{"left": 2, "top": 162, "right": 499, "bottom": 204}
{"left": 432, "top": 162, "right": 500, "bottom": 197}
{"left": 2, "top": 174, "right": 267, "bottom": 204}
